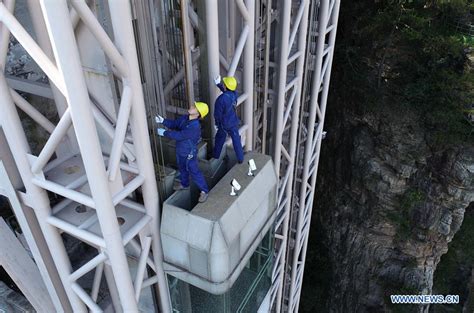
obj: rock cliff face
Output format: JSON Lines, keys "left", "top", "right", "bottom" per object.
{"left": 313, "top": 104, "right": 474, "bottom": 312}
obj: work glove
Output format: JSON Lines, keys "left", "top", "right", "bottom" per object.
{"left": 157, "top": 128, "right": 166, "bottom": 136}
{"left": 214, "top": 75, "right": 221, "bottom": 85}
{"left": 214, "top": 125, "right": 219, "bottom": 131}
{"left": 155, "top": 115, "right": 164, "bottom": 124}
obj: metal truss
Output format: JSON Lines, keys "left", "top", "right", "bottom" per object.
{"left": 260, "top": 0, "right": 340, "bottom": 312}
{"left": 254, "top": 0, "right": 275, "bottom": 154}
{"left": 0, "top": 0, "right": 171, "bottom": 311}
{"left": 267, "top": 0, "right": 311, "bottom": 312}
{"left": 282, "top": 1, "right": 341, "bottom": 312}
{"left": 153, "top": 0, "right": 255, "bottom": 150}
{"left": 0, "top": 0, "right": 340, "bottom": 311}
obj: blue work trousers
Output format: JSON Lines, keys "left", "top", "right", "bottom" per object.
{"left": 177, "top": 154, "right": 209, "bottom": 193}
{"left": 212, "top": 127, "right": 244, "bottom": 163}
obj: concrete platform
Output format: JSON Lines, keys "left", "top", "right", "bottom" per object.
{"left": 161, "top": 152, "right": 277, "bottom": 294}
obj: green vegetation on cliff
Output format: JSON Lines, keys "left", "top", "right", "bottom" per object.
{"left": 387, "top": 188, "right": 427, "bottom": 241}
{"left": 336, "top": 0, "right": 473, "bottom": 144}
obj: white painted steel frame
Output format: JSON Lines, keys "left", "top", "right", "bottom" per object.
{"left": 284, "top": 1, "right": 341, "bottom": 312}
{"left": 268, "top": 1, "right": 311, "bottom": 312}
{"left": 253, "top": 0, "right": 274, "bottom": 154}
{"left": 26, "top": 0, "right": 79, "bottom": 157}
{"left": 243, "top": 0, "right": 255, "bottom": 150}
{"left": 0, "top": 64, "right": 84, "bottom": 312}
{"left": 157, "top": 0, "right": 255, "bottom": 149}
{"left": 180, "top": 0, "right": 195, "bottom": 107}
{"left": 0, "top": 158, "right": 69, "bottom": 311}
{"left": 0, "top": 0, "right": 171, "bottom": 311}
{"left": 43, "top": 1, "right": 138, "bottom": 311}
{"left": 0, "top": 0, "right": 340, "bottom": 312}
{"left": 0, "top": 2, "right": 75, "bottom": 311}
{"left": 204, "top": 0, "right": 220, "bottom": 138}
{"left": 0, "top": 216, "right": 56, "bottom": 312}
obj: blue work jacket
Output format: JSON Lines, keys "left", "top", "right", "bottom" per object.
{"left": 214, "top": 83, "right": 240, "bottom": 130}
{"left": 163, "top": 115, "right": 201, "bottom": 157}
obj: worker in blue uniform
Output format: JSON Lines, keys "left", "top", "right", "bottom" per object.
{"left": 212, "top": 75, "right": 244, "bottom": 164}
{"left": 155, "top": 102, "right": 210, "bottom": 203}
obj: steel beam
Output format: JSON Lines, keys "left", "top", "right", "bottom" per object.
{"left": 0, "top": 161, "right": 70, "bottom": 312}
{"left": 0, "top": 1, "right": 342, "bottom": 312}
{"left": 289, "top": 2, "right": 341, "bottom": 311}
{"left": 205, "top": 0, "right": 220, "bottom": 140}
{"left": 6, "top": 75, "right": 54, "bottom": 99}
{"left": 0, "top": 217, "right": 55, "bottom": 312}
{"left": 10, "top": 89, "right": 55, "bottom": 133}
{"left": 106, "top": 1, "right": 172, "bottom": 311}
{"left": 180, "top": 0, "right": 195, "bottom": 107}
{"left": 243, "top": 0, "right": 255, "bottom": 150}
{"left": 271, "top": 1, "right": 297, "bottom": 312}
{"left": 286, "top": 1, "right": 314, "bottom": 312}
{"left": 0, "top": 4, "right": 66, "bottom": 95}
{"left": 0, "top": 0, "right": 14, "bottom": 70}
{"left": 0, "top": 73, "right": 82, "bottom": 311}
{"left": 269, "top": 1, "right": 312, "bottom": 312}
{"left": 26, "top": 0, "right": 79, "bottom": 155}
{"left": 39, "top": 1, "right": 139, "bottom": 311}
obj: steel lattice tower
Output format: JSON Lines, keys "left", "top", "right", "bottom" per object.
{"left": 0, "top": 0, "right": 340, "bottom": 312}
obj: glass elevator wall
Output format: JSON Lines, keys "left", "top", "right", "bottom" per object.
{"left": 168, "top": 231, "right": 273, "bottom": 313}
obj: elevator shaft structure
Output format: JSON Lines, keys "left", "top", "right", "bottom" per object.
{"left": 0, "top": 0, "right": 340, "bottom": 312}
{"left": 0, "top": 0, "right": 170, "bottom": 312}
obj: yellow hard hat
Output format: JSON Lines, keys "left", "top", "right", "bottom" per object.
{"left": 194, "top": 101, "right": 209, "bottom": 119}
{"left": 222, "top": 76, "right": 237, "bottom": 91}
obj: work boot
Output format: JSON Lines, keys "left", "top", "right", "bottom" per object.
{"left": 173, "top": 183, "right": 189, "bottom": 191}
{"left": 198, "top": 191, "right": 208, "bottom": 203}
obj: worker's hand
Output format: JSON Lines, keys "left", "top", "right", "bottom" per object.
{"left": 157, "top": 128, "right": 166, "bottom": 136}
{"left": 214, "top": 125, "right": 219, "bottom": 131}
{"left": 214, "top": 75, "right": 221, "bottom": 85}
{"left": 155, "top": 115, "right": 164, "bottom": 124}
